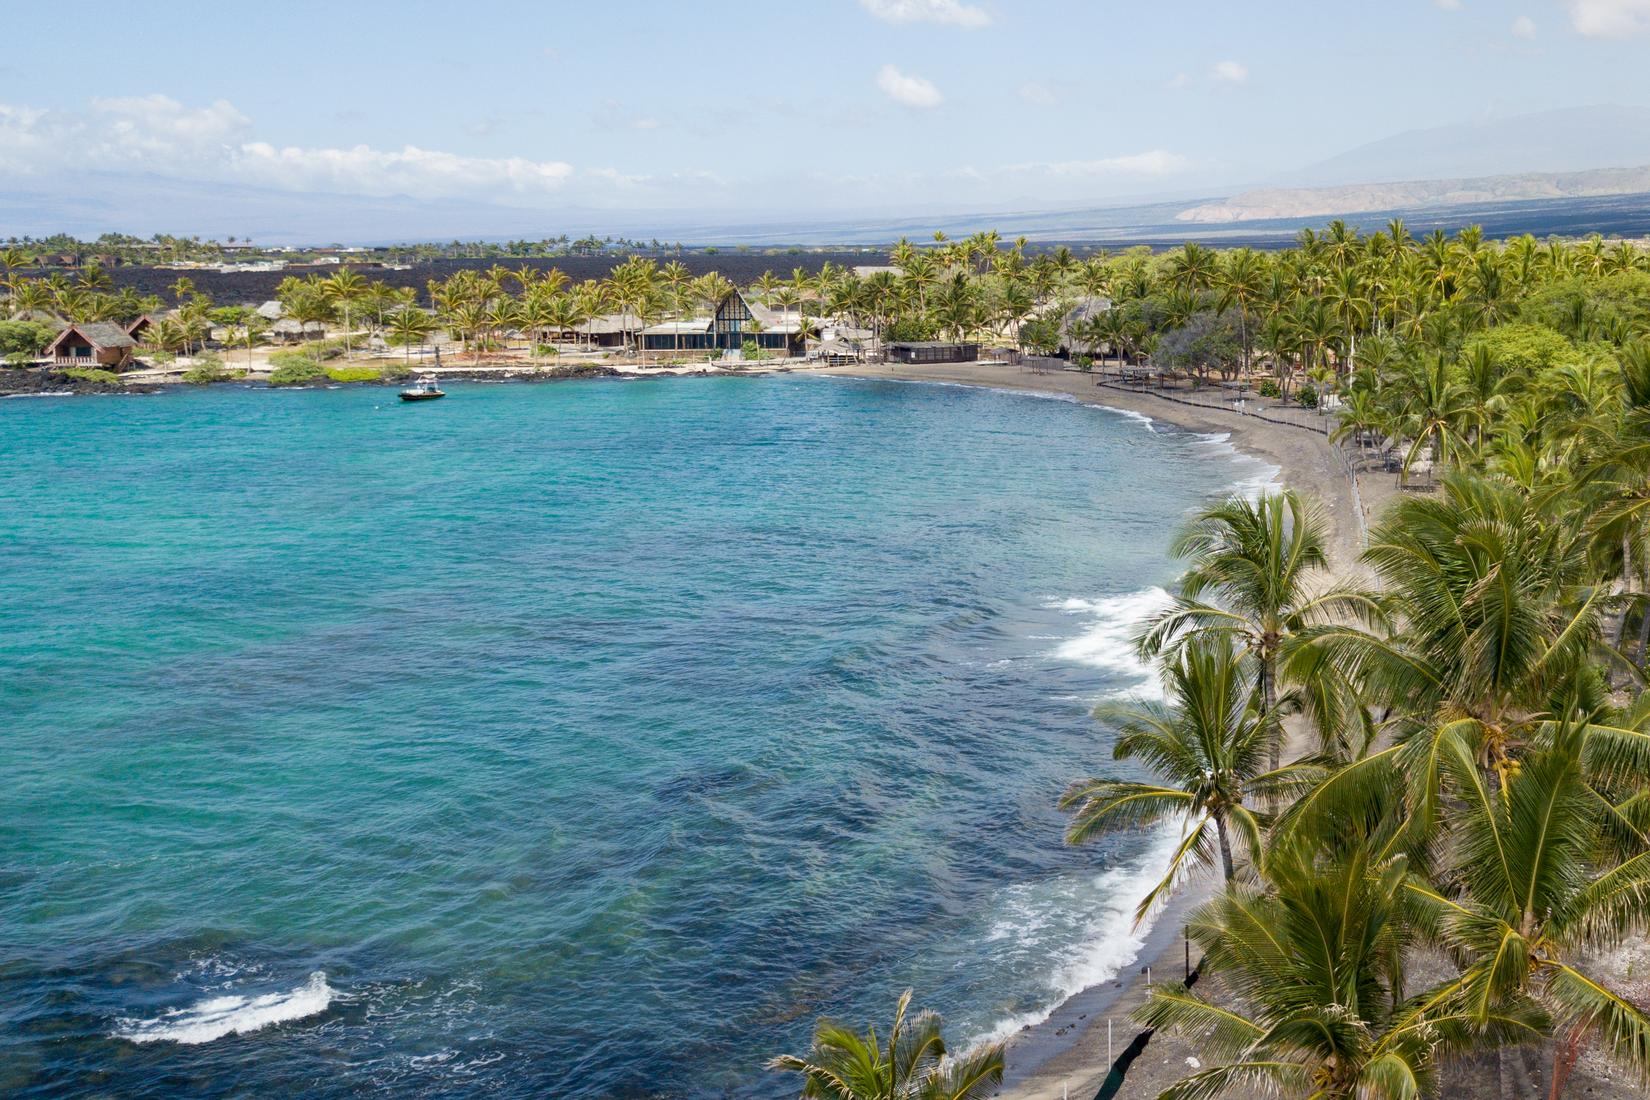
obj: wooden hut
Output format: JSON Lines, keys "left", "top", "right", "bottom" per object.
{"left": 46, "top": 323, "right": 137, "bottom": 368}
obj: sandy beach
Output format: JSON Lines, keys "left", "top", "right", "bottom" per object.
{"left": 804, "top": 360, "right": 1388, "bottom": 1099}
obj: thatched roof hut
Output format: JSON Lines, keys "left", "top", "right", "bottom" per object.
{"left": 47, "top": 322, "right": 137, "bottom": 367}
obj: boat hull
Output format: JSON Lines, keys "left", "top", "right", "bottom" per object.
{"left": 399, "top": 391, "right": 445, "bottom": 401}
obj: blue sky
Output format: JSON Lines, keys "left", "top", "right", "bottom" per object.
{"left": 4, "top": 0, "right": 1650, "bottom": 224}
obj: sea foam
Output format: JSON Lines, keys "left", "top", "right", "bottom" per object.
{"left": 972, "top": 823, "right": 1188, "bottom": 1044}
{"left": 114, "top": 971, "right": 333, "bottom": 1045}
{"left": 1048, "top": 587, "right": 1174, "bottom": 700}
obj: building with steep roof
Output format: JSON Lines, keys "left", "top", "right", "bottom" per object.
{"left": 46, "top": 322, "right": 137, "bottom": 367}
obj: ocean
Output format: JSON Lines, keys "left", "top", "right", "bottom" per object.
{"left": 0, "top": 374, "right": 1272, "bottom": 1097}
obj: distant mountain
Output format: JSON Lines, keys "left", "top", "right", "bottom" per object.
{"left": 1288, "top": 105, "right": 1650, "bottom": 187}
{"left": 1175, "top": 164, "right": 1650, "bottom": 225}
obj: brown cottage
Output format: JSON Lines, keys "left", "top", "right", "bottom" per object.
{"left": 46, "top": 322, "right": 138, "bottom": 368}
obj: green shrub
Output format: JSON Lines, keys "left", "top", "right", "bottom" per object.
{"left": 1074, "top": 355, "right": 1094, "bottom": 372}
{"left": 1296, "top": 383, "right": 1319, "bottom": 408}
{"left": 59, "top": 367, "right": 120, "bottom": 385}
{"left": 533, "top": 343, "right": 560, "bottom": 358}
{"left": 1257, "top": 379, "right": 1280, "bottom": 398}
{"left": 325, "top": 365, "right": 382, "bottom": 383}
{"left": 4, "top": 350, "right": 34, "bottom": 368}
{"left": 0, "top": 320, "right": 56, "bottom": 359}
{"left": 269, "top": 350, "right": 315, "bottom": 369}
{"left": 740, "top": 339, "right": 771, "bottom": 361}
{"left": 268, "top": 357, "right": 326, "bottom": 386}
{"left": 183, "top": 358, "right": 237, "bottom": 384}
{"left": 147, "top": 349, "right": 176, "bottom": 365}
{"left": 298, "top": 337, "right": 348, "bottom": 361}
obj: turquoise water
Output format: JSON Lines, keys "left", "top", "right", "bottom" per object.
{"left": 0, "top": 376, "right": 1268, "bottom": 1097}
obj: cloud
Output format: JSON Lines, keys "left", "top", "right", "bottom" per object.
{"left": 1211, "top": 60, "right": 1249, "bottom": 83}
{"left": 876, "top": 65, "right": 944, "bottom": 108}
{"left": 234, "top": 143, "right": 572, "bottom": 199}
{"left": 91, "top": 94, "right": 251, "bottom": 158}
{"left": 0, "top": 94, "right": 575, "bottom": 203}
{"left": 1512, "top": 14, "right": 1538, "bottom": 36}
{"left": 1565, "top": 0, "right": 1650, "bottom": 35}
{"left": 997, "top": 150, "right": 1195, "bottom": 178}
{"left": 1434, "top": 0, "right": 1462, "bottom": 9}
{"left": 1017, "top": 81, "right": 1060, "bottom": 106}
{"left": 1166, "top": 72, "right": 1192, "bottom": 90}
{"left": 859, "top": 0, "right": 990, "bottom": 27}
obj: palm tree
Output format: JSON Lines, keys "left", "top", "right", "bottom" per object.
{"left": 1139, "top": 490, "right": 1360, "bottom": 768}
{"left": 1138, "top": 845, "right": 1544, "bottom": 1100}
{"left": 767, "top": 990, "right": 1004, "bottom": 1100}
{"left": 1404, "top": 722, "right": 1650, "bottom": 1098}
{"left": 240, "top": 313, "right": 269, "bottom": 371}
{"left": 1214, "top": 248, "right": 1266, "bottom": 373}
{"left": 324, "top": 270, "right": 369, "bottom": 359}
{"left": 1396, "top": 352, "right": 1473, "bottom": 481}
{"left": 1283, "top": 474, "right": 1610, "bottom": 854}
{"left": 387, "top": 307, "right": 437, "bottom": 370}
{"left": 1062, "top": 636, "right": 1295, "bottom": 921}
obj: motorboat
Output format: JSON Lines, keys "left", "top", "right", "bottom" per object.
{"left": 399, "top": 374, "right": 445, "bottom": 401}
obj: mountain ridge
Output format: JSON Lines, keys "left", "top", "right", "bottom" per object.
{"left": 1176, "top": 164, "right": 1650, "bottom": 225}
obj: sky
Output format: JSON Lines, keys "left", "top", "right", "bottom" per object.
{"left": 5, "top": 0, "right": 1650, "bottom": 235}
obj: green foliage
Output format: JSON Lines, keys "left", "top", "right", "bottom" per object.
{"left": 182, "top": 354, "right": 238, "bottom": 384}
{"left": 1256, "top": 379, "right": 1280, "bottom": 398}
{"left": 267, "top": 355, "right": 326, "bottom": 386}
{"left": 1462, "top": 323, "right": 1575, "bottom": 379}
{"left": 739, "top": 339, "right": 771, "bottom": 361}
{"left": 1296, "top": 382, "right": 1318, "bottom": 408}
{"left": 1018, "top": 316, "right": 1062, "bottom": 356}
{"left": 268, "top": 350, "right": 316, "bottom": 370}
{"left": 325, "top": 365, "right": 382, "bottom": 383}
{"left": 298, "top": 337, "right": 348, "bottom": 361}
{"left": 0, "top": 320, "right": 55, "bottom": 359}
{"left": 1521, "top": 271, "right": 1650, "bottom": 338}
{"left": 883, "top": 315, "right": 938, "bottom": 342}
{"left": 58, "top": 367, "right": 120, "bottom": 385}
{"left": 532, "top": 343, "right": 560, "bottom": 358}
{"left": 1154, "top": 310, "right": 1242, "bottom": 376}
{"left": 768, "top": 990, "right": 1005, "bottom": 1100}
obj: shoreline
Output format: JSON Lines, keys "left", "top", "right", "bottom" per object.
{"left": 803, "top": 361, "right": 1383, "bottom": 1099}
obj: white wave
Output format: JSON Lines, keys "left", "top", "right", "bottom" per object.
{"left": 1047, "top": 588, "right": 1173, "bottom": 700}
{"left": 1096, "top": 405, "right": 1156, "bottom": 432}
{"left": 114, "top": 971, "right": 333, "bottom": 1045}
{"left": 971, "top": 823, "right": 1187, "bottom": 1044}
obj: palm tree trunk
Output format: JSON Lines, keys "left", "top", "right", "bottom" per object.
{"left": 1547, "top": 1022, "right": 1586, "bottom": 1100}
{"left": 1213, "top": 811, "right": 1235, "bottom": 881}
{"left": 1261, "top": 657, "right": 1280, "bottom": 772}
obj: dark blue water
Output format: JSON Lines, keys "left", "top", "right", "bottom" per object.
{"left": 0, "top": 375, "right": 1268, "bottom": 1097}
